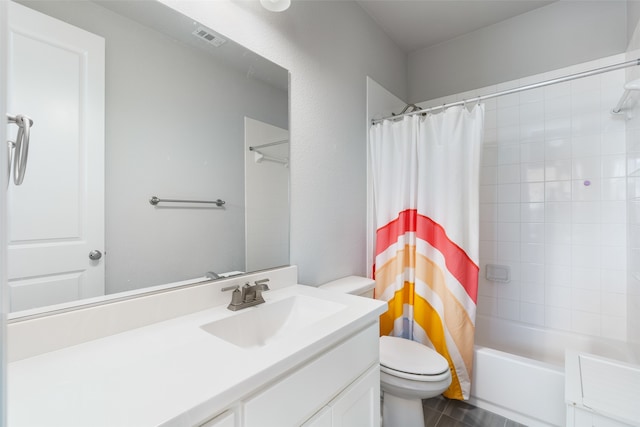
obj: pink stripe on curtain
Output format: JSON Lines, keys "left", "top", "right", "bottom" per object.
{"left": 375, "top": 209, "right": 478, "bottom": 302}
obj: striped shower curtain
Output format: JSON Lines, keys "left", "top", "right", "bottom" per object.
{"left": 370, "top": 105, "right": 484, "bottom": 400}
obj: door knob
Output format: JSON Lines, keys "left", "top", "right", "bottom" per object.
{"left": 89, "top": 250, "right": 102, "bottom": 260}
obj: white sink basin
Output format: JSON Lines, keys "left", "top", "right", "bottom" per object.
{"left": 200, "top": 295, "right": 346, "bottom": 348}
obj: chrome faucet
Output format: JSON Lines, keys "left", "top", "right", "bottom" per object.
{"left": 222, "top": 279, "right": 270, "bottom": 311}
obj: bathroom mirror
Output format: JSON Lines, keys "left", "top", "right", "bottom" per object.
{"left": 6, "top": 0, "right": 289, "bottom": 314}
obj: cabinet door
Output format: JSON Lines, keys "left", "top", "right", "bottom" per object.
{"left": 571, "top": 408, "right": 635, "bottom": 427}
{"left": 329, "top": 365, "right": 380, "bottom": 427}
{"left": 243, "top": 325, "right": 378, "bottom": 427}
{"left": 199, "top": 409, "right": 235, "bottom": 427}
{"left": 302, "top": 407, "right": 332, "bottom": 427}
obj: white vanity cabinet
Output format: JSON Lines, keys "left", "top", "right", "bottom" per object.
{"left": 8, "top": 278, "right": 388, "bottom": 427}
{"left": 303, "top": 364, "right": 380, "bottom": 427}
{"left": 195, "top": 323, "right": 380, "bottom": 427}
{"left": 324, "top": 364, "right": 379, "bottom": 427}
{"left": 242, "top": 323, "right": 380, "bottom": 427}
{"left": 199, "top": 409, "right": 236, "bottom": 427}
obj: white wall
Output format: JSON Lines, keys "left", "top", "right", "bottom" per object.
{"left": 418, "top": 54, "right": 630, "bottom": 341}
{"left": 162, "top": 0, "right": 408, "bottom": 285}
{"left": 408, "top": 1, "right": 628, "bottom": 103}
{"left": 18, "top": 1, "right": 288, "bottom": 294}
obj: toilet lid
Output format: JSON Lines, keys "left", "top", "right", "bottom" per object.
{"left": 379, "top": 336, "right": 449, "bottom": 376}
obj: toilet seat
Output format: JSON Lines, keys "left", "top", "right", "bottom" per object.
{"left": 380, "top": 336, "right": 450, "bottom": 382}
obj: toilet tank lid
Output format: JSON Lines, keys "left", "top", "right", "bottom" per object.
{"left": 380, "top": 336, "right": 449, "bottom": 376}
{"left": 319, "top": 276, "right": 375, "bottom": 295}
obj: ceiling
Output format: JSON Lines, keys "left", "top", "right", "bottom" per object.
{"left": 356, "top": 0, "right": 555, "bottom": 53}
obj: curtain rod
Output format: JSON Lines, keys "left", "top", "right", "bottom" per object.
{"left": 372, "top": 58, "right": 640, "bottom": 125}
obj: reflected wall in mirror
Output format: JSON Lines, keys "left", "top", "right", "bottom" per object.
{"left": 6, "top": 0, "right": 290, "bottom": 313}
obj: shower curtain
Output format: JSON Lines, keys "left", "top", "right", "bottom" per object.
{"left": 370, "top": 105, "right": 484, "bottom": 400}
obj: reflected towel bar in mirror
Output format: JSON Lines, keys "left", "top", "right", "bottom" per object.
{"left": 248, "top": 139, "right": 288, "bottom": 151}
{"left": 149, "top": 196, "right": 226, "bottom": 207}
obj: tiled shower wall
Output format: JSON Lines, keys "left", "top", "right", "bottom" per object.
{"left": 419, "top": 53, "right": 630, "bottom": 341}
{"left": 626, "top": 27, "right": 640, "bottom": 349}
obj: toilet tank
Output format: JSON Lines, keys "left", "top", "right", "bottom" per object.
{"left": 319, "top": 276, "right": 375, "bottom": 298}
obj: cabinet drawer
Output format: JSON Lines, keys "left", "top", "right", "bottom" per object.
{"left": 243, "top": 323, "right": 379, "bottom": 427}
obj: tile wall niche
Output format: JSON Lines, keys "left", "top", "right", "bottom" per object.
{"left": 419, "top": 53, "right": 630, "bottom": 341}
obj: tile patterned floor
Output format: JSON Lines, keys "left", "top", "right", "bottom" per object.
{"left": 422, "top": 396, "right": 528, "bottom": 427}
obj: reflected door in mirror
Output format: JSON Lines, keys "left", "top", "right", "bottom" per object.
{"left": 7, "top": 1, "right": 105, "bottom": 311}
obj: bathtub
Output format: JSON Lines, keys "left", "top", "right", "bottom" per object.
{"left": 469, "top": 315, "right": 638, "bottom": 427}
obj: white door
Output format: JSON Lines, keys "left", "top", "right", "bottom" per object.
{"left": 6, "top": 1, "right": 105, "bottom": 312}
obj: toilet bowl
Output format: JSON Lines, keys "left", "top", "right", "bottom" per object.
{"left": 320, "top": 276, "right": 453, "bottom": 427}
{"left": 379, "top": 335, "right": 451, "bottom": 426}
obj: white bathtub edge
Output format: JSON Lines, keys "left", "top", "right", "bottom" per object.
{"left": 470, "top": 345, "right": 565, "bottom": 427}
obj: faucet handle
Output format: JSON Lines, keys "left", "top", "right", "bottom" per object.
{"left": 230, "top": 289, "right": 242, "bottom": 306}
{"left": 254, "top": 278, "right": 270, "bottom": 289}
{"left": 221, "top": 284, "right": 243, "bottom": 309}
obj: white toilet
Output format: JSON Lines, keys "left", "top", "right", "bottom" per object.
{"left": 320, "top": 276, "right": 452, "bottom": 427}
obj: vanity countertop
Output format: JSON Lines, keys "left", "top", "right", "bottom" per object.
{"left": 8, "top": 284, "right": 386, "bottom": 427}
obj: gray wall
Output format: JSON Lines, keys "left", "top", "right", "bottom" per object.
{"left": 408, "top": 1, "right": 629, "bottom": 102}
{"left": 20, "top": 1, "right": 288, "bottom": 294}
{"left": 629, "top": 0, "right": 640, "bottom": 44}
{"left": 165, "top": 0, "right": 408, "bottom": 285}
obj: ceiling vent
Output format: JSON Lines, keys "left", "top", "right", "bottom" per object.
{"left": 192, "top": 27, "right": 226, "bottom": 47}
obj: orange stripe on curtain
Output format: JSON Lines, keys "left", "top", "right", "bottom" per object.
{"left": 413, "top": 292, "right": 465, "bottom": 400}
{"left": 379, "top": 282, "right": 465, "bottom": 399}
{"left": 415, "top": 253, "right": 474, "bottom": 378}
{"left": 377, "top": 250, "right": 474, "bottom": 383}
